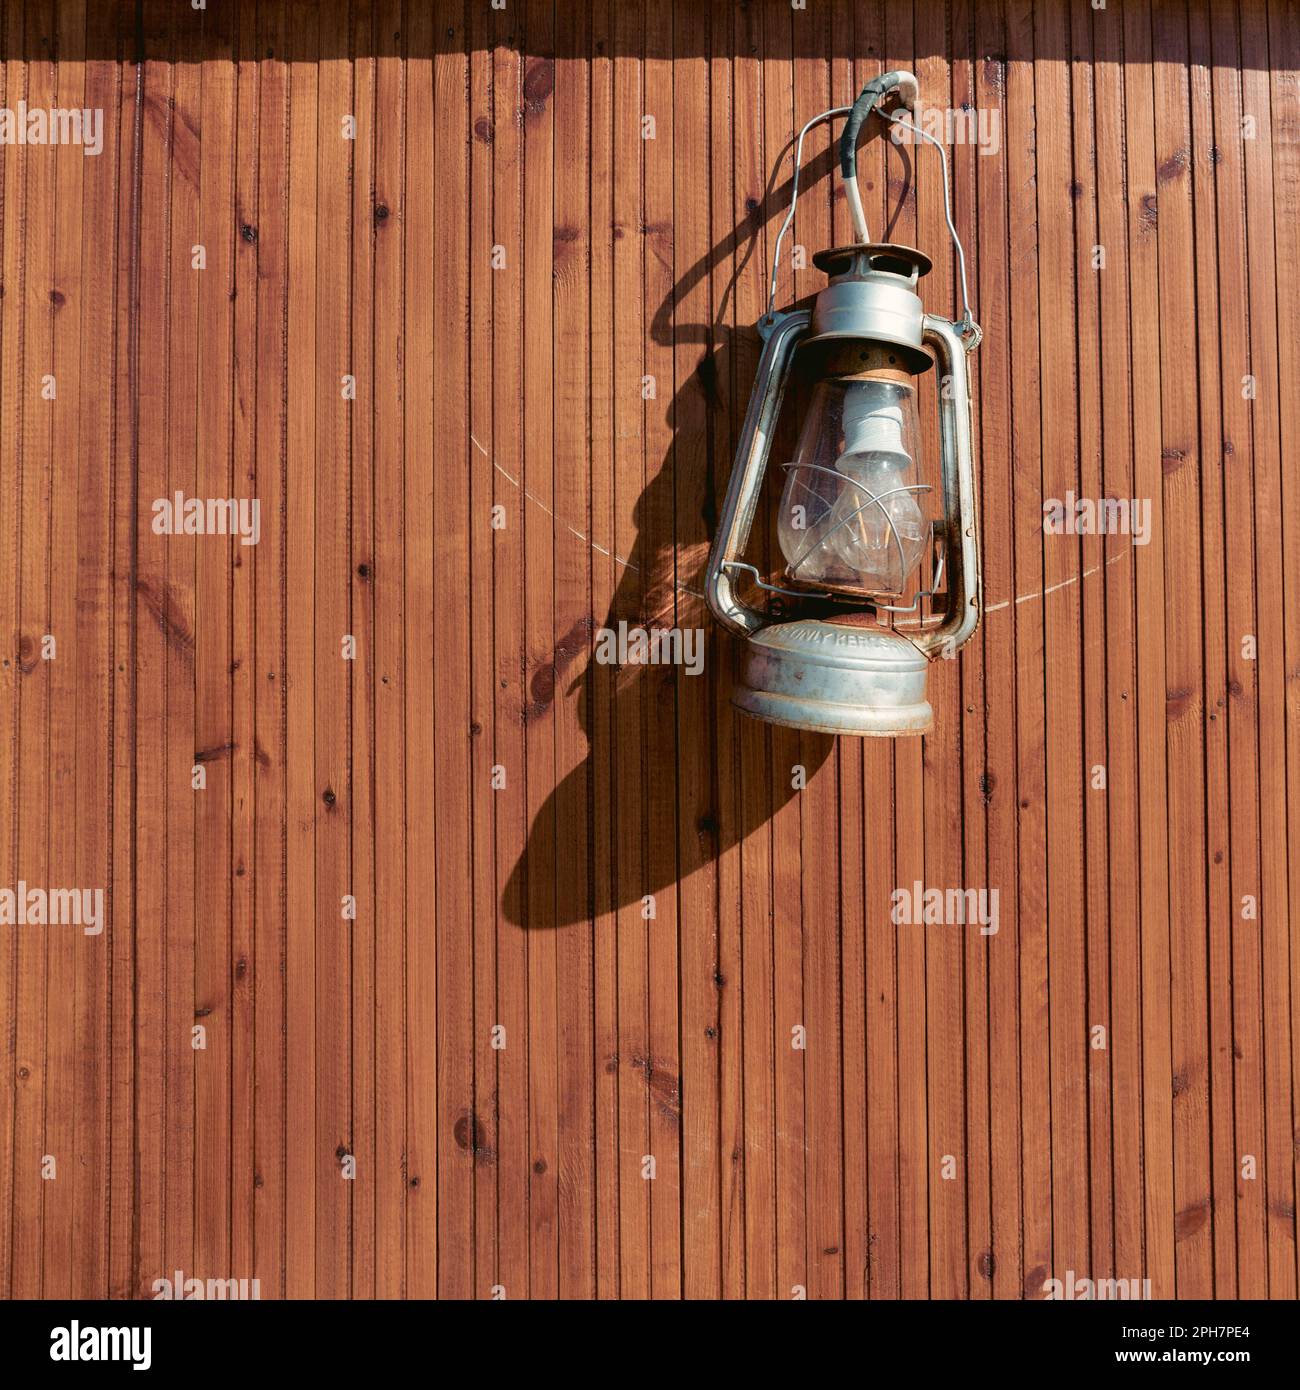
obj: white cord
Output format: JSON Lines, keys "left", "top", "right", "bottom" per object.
{"left": 842, "top": 163, "right": 871, "bottom": 246}
{"left": 765, "top": 105, "right": 851, "bottom": 322}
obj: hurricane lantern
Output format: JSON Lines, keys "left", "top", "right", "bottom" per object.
{"left": 705, "top": 71, "right": 982, "bottom": 737}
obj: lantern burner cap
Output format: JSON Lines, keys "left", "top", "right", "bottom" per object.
{"left": 803, "top": 241, "right": 934, "bottom": 375}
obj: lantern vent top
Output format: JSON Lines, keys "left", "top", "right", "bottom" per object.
{"left": 812, "top": 242, "right": 932, "bottom": 286}
{"left": 802, "top": 241, "right": 934, "bottom": 375}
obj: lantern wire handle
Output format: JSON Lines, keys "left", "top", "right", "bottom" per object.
{"left": 765, "top": 105, "right": 853, "bottom": 326}
{"left": 764, "top": 80, "right": 982, "bottom": 350}
{"left": 880, "top": 107, "right": 981, "bottom": 349}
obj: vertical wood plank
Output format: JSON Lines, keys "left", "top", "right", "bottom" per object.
{"left": 42, "top": 0, "right": 86, "bottom": 1300}
{"left": 1005, "top": 0, "right": 1051, "bottom": 1301}
{"left": 1035, "top": 0, "right": 1090, "bottom": 1293}
{"left": 551, "top": 0, "right": 596, "bottom": 1300}
{"left": 370, "top": 0, "right": 406, "bottom": 1301}
{"left": 915, "top": 0, "right": 967, "bottom": 1303}
{"left": 467, "top": 0, "right": 500, "bottom": 1302}
{"left": 253, "top": 0, "right": 290, "bottom": 1300}
{"left": 972, "top": 0, "right": 1022, "bottom": 1303}
{"left": 0, "top": 0, "right": 23, "bottom": 1300}
{"left": 312, "top": 0, "right": 354, "bottom": 1301}
{"left": 586, "top": 0, "right": 621, "bottom": 1304}
{"left": 1238, "top": 3, "right": 1297, "bottom": 1301}
{"left": 73, "top": 0, "right": 116, "bottom": 1299}
{"left": 609, "top": 0, "right": 653, "bottom": 1302}
{"left": 642, "top": 0, "right": 682, "bottom": 1300}
{"left": 432, "top": 0, "right": 475, "bottom": 1302}
{"left": 1069, "top": 0, "right": 1115, "bottom": 1292}
{"left": 131, "top": 8, "right": 170, "bottom": 1301}
{"left": 284, "top": 0, "right": 319, "bottom": 1299}
{"left": 1208, "top": 0, "right": 1267, "bottom": 1298}
{"left": 159, "top": 1, "right": 196, "bottom": 1301}
{"left": 107, "top": 3, "right": 138, "bottom": 1299}
{"left": 1268, "top": 0, "right": 1300, "bottom": 1302}
{"left": 1124, "top": 0, "right": 1176, "bottom": 1301}
{"left": 1186, "top": 0, "right": 1237, "bottom": 1299}
{"left": 348, "top": 0, "right": 377, "bottom": 1302}
{"left": 673, "top": 0, "right": 721, "bottom": 1302}
{"left": 1152, "top": 0, "right": 1213, "bottom": 1299}
{"left": 11, "top": 0, "right": 54, "bottom": 1301}
{"left": 231, "top": 0, "right": 260, "bottom": 1296}
{"left": 728, "top": 0, "right": 779, "bottom": 1303}
{"left": 192, "top": 0, "right": 236, "bottom": 1288}
{"left": 489, "top": 2, "right": 530, "bottom": 1303}
{"left": 1093, "top": 0, "right": 1146, "bottom": 1293}
{"left": 402, "top": 0, "right": 436, "bottom": 1301}
{"left": 521, "top": 0, "right": 559, "bottom": 1302}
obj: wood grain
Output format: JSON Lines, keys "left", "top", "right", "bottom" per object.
{"left": 0, "top": 0, "right": 1296, "bottom": 1300}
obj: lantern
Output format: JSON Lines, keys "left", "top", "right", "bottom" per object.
{"left": 705, "top": 72, "right": 982, "bottom": 736}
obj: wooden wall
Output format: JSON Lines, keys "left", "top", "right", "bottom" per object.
{"left": 0, "top": 0, "right": 1298, "bottom": 1300}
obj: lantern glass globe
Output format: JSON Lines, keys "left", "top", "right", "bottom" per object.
{"left": 777, "top": 371, "right": 927, "bottom": 597}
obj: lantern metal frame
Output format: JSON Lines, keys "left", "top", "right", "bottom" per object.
{"left": 704, "top": 71, "right": 983, "bottom": 737}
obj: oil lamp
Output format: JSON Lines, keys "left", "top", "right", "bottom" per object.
{"left": 705, "top": 72, "right": 982, "bottom": 736}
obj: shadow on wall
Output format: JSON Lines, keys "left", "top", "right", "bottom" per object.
{"left": 60, "top": 0, "right": 1211, "bottom": 933}
{"left": 42, "top": 1, "right": 1269, "bottom": 67}
{"left": 499, "top": 133, "right": 916, "bottom": 930}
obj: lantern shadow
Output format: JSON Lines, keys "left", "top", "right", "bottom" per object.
{"left": 499, "top": 134, "right": 913, "bottom": 931}
{"left": 499, "top": 352, "right": 837, "bottom": 932}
